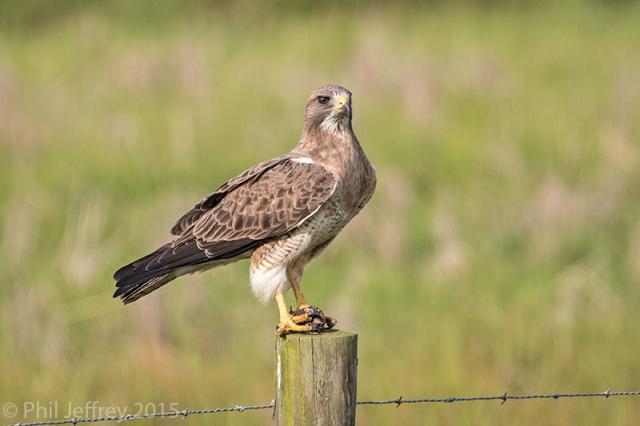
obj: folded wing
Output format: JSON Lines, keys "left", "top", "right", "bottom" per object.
{"left": 113, "top": 156, "right": 336, "bottom": 303}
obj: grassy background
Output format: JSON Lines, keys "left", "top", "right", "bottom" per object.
{"left": 1, "top": 1, "right": 640, "bottom": 424}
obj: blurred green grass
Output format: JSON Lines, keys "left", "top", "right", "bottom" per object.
{"left": 1, "top": 1, "right": 640, "bottom": 425}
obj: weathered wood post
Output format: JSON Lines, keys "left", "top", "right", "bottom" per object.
{"left": 275, "top": 330, "right": 358, "bottom": 425}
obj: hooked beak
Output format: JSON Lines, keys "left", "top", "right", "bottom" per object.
{"left": 333, "top": 95, "right": 350, "bottom": 116}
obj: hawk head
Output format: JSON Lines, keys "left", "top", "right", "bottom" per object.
{"left": 304, "top": 85, "right": 353, "bottom": 135}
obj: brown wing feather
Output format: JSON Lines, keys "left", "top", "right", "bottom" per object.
{"left": 113, "top": 156, "right": 335, "bottom": 304}
{"left": 177, "top": 158, "right": 336, "bottom": 254}
{"left": 171, "top": 156, "right": 290, "bottom": 235}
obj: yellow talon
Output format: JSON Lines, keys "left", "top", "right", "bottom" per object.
{"left": 277, "top": 319, "right": 315, "bottom": 336}
{"left": 275, "top": 293, "right": 336, "bottom": 336}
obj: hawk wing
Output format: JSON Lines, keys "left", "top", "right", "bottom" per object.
{"left": 113, "top": 156, "right": 336, "bottom": 303}
{"left": 170, "top": 156, "right": 288, "bottom": 236}
{"left": 172, "top": 156, "right": 336, "bottom": 251}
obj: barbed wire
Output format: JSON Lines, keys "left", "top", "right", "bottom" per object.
{"left": 5, "top": 390, "right": 640, "bottom": 426}
{"left": 3, "top": 402, "right": 276, "bottom": 426}
{"left": 356, "top": 389, "right": 640, "bottom": 406}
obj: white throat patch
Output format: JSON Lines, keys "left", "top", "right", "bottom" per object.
{"left": 320, "top": 116, "right": 350, "bottom": 136}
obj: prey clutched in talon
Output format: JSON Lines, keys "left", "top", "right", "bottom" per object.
{"left": 276, "top": 295, "right": 337, "bottom": 336}
{"left": 277, "top": 306, "right": 337, "bottom": 336}
{"left": 290, "top": 305, "right": 336, "bottom": 330}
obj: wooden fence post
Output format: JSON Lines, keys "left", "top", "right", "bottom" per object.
{"left": 275, "top": 330, "right": 358, "bottom": 425}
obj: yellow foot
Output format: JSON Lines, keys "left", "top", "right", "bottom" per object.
{"left": 277, "top": 305, "right": 337, "bottom": 337}
{"left": 277, "top": 318, "right": 316, "bottom": 336}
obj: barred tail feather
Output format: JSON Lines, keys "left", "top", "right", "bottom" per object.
{"left": 113, "top": 238, "right": 257, "bottom": 304}
{"left": 113, "top": 241, "right": 207, "bottom": 304}
{"left": 115, "top": 273, "right": 177, "bottom": 304}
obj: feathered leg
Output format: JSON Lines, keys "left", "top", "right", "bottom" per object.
{"left": 287, "top": 257, "right": 308, "bottom": 308}
{"left": 276, "top": 258, "right": 336, "bottom": 336}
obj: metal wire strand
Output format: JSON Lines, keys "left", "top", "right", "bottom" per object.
{"left": 355, "top": 390, "right": 640, "bottom": 406}
{"left": 5, "top": 390, "right": 640, "bottom": 426}
{"left": 3, "top": 402, "right": 276, "bottom": 426}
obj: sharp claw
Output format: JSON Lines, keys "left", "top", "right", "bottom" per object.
{"left": 325, "top": 316, "right": 337, "bottom": 329}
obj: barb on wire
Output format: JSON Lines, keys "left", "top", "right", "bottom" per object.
{"left": 356, "top": 389, "right": 640, "bottom": 407}
{"left": 5, "top": 390, "right": 640, "bottom": 426}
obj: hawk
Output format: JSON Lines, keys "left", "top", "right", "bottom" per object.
{"left": 113, "top": 85, "right": 376, "bottom": 335}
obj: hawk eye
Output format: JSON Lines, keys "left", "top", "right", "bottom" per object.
{"left": 317, "top": 96, "right": 330, "bottom": 104}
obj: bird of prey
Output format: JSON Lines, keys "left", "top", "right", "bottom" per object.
{"left": 113, "top": 85, "right": 376, "bottom": 335}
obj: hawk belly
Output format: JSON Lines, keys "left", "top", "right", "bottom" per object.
{"left": 249, "top": 198, "right": 347, "bottom": 303}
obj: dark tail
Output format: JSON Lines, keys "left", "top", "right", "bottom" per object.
{"left": 113, "top": 241, "right": 208, "bottom": 304}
